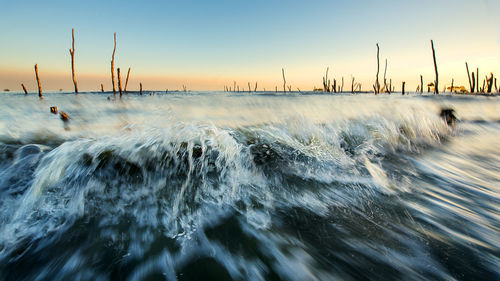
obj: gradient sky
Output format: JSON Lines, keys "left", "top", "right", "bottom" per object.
{"left": 0, "top": 0, "right": 499, "bottom": 91}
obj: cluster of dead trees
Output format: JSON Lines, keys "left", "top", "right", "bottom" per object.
{"left": 16, "top": 30, "right": 498, "bottom": 96}
{"left": 20, "top": 29, "right": 146, "bottom": 98}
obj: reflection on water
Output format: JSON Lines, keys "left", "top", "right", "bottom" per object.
{"left": 0, "top": 92, "right": 498, "bottom": 280}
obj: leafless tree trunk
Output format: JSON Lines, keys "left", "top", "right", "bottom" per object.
{"left": 465, "top": 62, "right": 472, "bottom": 93}
{"left": 111, "top": 32, "right": 117, "bottom": 95}
{"left": 282, "top": 68, "right": 287, "bottom": 93}
{"left": 69, "top": 28, "right": 78, "bottom": 93}
{"left": 420, "top": 75, "right": 423, "bottom": 94}
{"left": 431, "top": 40, "right": 439, "bottom": 94}
{"left": 375, "top": 43, "right": 380, "bottom": 94}
{"left": 117, "top": 68, "right": 123, "bottom": 98}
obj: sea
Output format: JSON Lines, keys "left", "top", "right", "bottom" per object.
{"left": 0, "top": 91, "right": 498, "bottom": 281}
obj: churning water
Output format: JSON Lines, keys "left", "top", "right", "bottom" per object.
{"left": 0, "top": 91, "right": 498, "bottom": 281}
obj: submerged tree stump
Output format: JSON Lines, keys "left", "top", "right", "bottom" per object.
{"left": 117, "top": 68, "right": 123, "bottom": 98}
{"left": 124, "top": 67, "right": 131, "bottom": 92}
{"left": 466, "top": 62, "right": 473, "bottom": 93}
{"left": 34, "top": 64, "right": 42, "bottom": 99}
{"left": 431, "top": 40, "right": 439, "bottom": 94}
{"left": 69, "top": 28, "right": 78, "bottom": 93}
{"left": 282, "top": 68, "right": 287, "bottom": 93}
{"left": 21, "top": 84, "right": 28, "bottom": 95}
{"left": 111, "top": 32, "right": 117, "bottom": 95}
{"left": 375, "top": 43, "right": 380, "bottom": 94}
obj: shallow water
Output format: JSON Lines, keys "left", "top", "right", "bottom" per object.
{"left": 0, "top": 91, "right": 498, "bottom": 281}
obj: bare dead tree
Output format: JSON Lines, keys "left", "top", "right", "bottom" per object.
{"left": 117, "top": 68, "right": 123, "bottom": 98}
{"left": 383, "top": 59, "right": 388, "bottom": 92}
{"left": 69, "top": 28, "right": 78, "bottom": 93}
{"left": 420, "top": 75, "right": 423, "bottom": 94}
{"left": 124, "top": 67, "right": 131, "bottom": 92}
{"left": 21, "top": 84, "right": 28, "bottom": 95}
{"left": 431, "top": 40, "right": 439, "bottom": 94}
{"left": 466, "top": 62, "right": 473, "bottom": 93}
{"left": 34, "top": 64, "right": 42, "bottom": 99}
{"left": 471, "top": 72, "right": 476, "bottom": 93}
{"left": 111, "top": 32, "right": 117, "bottom": 95}
{"left": 476, "top": 68, "right": 479, "bottom": 93}
{"left": 375, "top": 43, "right": 380, "bottom": 94}
{"left": 486, "top": 73, "right": 494, "bottom": 93}
{"left": 282, "top": 68, "right": 287, "bottom": 93}
{"left": 322, "top": 67, "right": 330, "bottom": 92}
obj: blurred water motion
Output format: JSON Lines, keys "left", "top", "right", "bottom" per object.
{"left": 0, "top": 91, "right": 498, "bottom": 281}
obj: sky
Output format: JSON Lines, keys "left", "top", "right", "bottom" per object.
{"left": 0, "top": 0, "right": 499, "bottom": 91}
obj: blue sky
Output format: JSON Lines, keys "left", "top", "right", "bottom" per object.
{"left": 0, "top": 0, "right": 499, "bottom": 91}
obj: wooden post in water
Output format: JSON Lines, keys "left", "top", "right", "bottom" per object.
{"left": 69, "top": 28, "right": 78, "bottom": 93}
{"left": 34, "top": 64, "right": 42, "bottom": 99}
{"left": 282, "top": 68, "right": 286, "bottom": 93}
{"left": 117, "top": 68, "right": 123, "bottom": 98}
{"left": 101, "top": 84, "right": 104, "bottom": 92}
{"left": 111, "top": 32, "right": 117, "bottom": 95}
{"left": 402, "top": 82, "right": 405, "bottom": 95}
{"left": 431, "top": 40, "right": 439, "bottom": 94}
{"left": 466, "top": 62, "right": 473, "bottom": 93}
{"left": 124, "top": 67, "right": 131, "bottom": 92}
{"left": 248, "top": 82, "right": 251, "bottom": 92}
{"left": 140, "top": 83, "right": 143, "bottom": 95}
{"left": 375, "top": 43, "right": 380, "bottom": 94}
{"left": 254, "top": 82, "right": 258, "bottom": 92}
{"left": 21, "top": 84, "right": 28, "bottom": 95}
{"left": 495, "top": 78, "right": 498, "bottom": 92}
{"left": 450, "top": 79, "right": 454, "bottom": 93}
{"left": 341, "top": 77, "right": 344, "bottom": 93}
